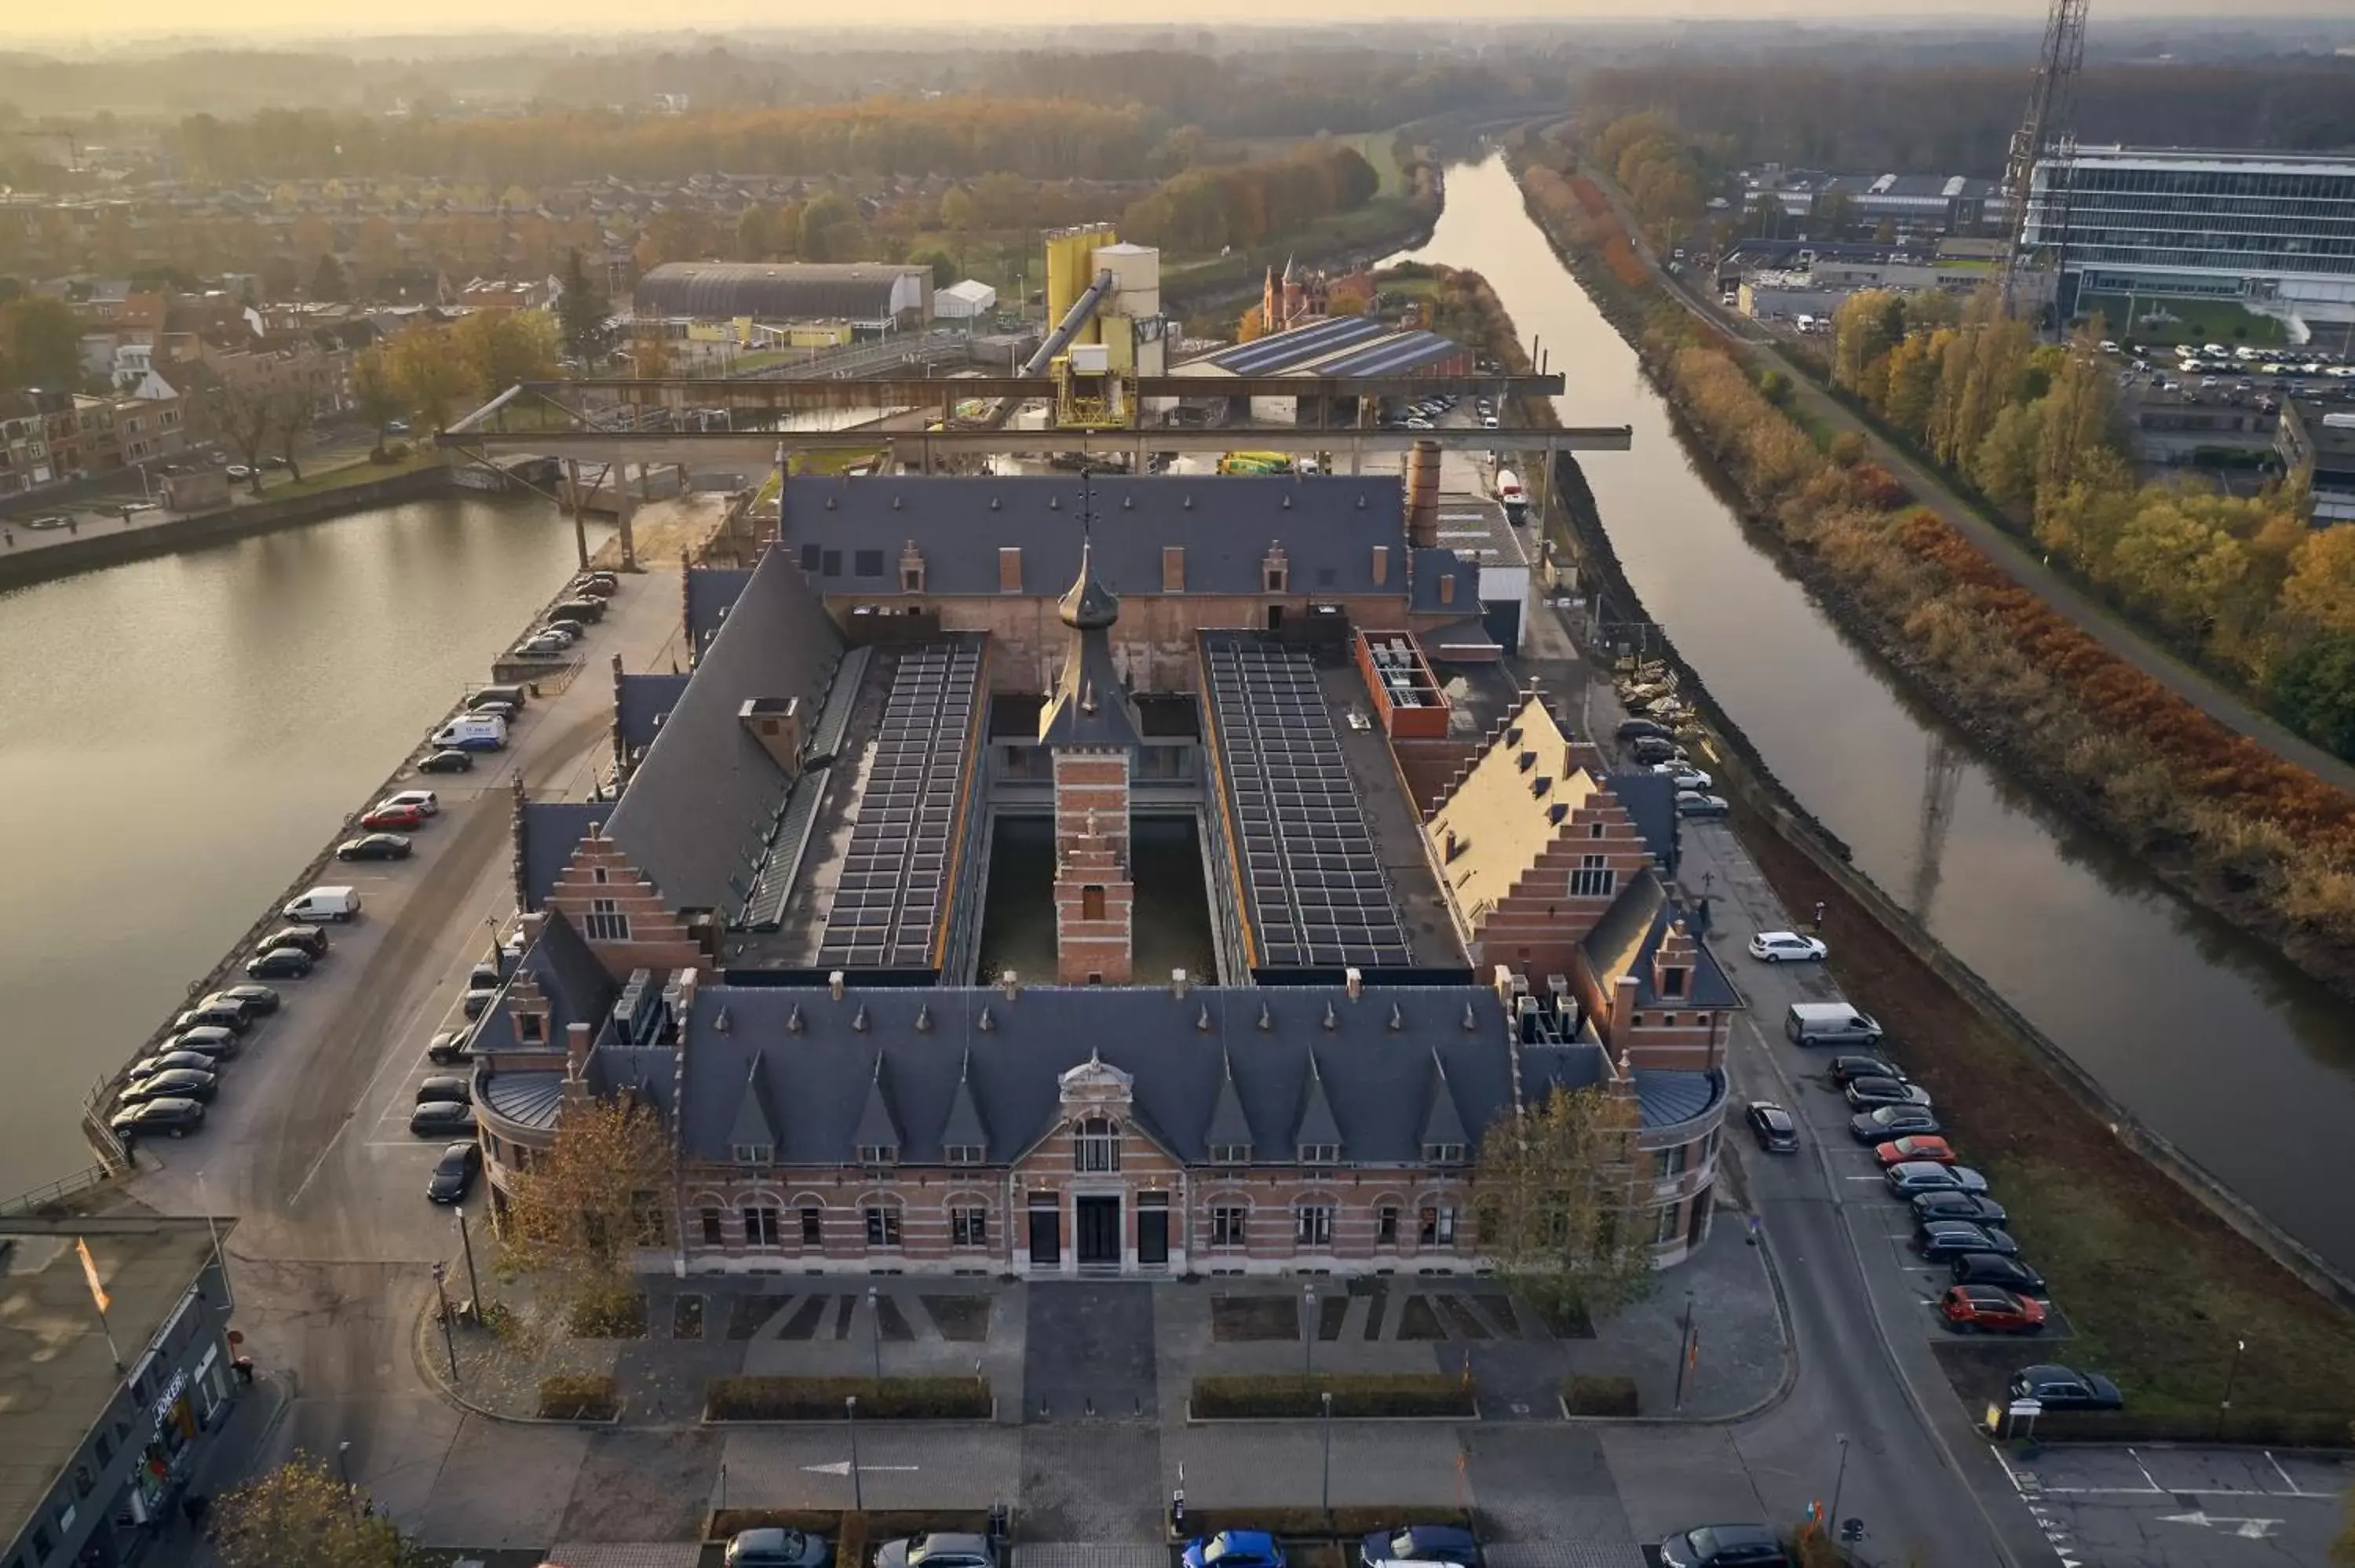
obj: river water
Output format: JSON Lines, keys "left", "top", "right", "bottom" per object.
{"left": 0, "top": 494, "right": 604, "bottom": 1199}
{"left": 1397, "top": 153, "right": 2355, "bottom": 1277}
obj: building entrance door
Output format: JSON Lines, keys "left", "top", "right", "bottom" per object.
{"left": 1075, "top": 1195, "right": 1122, "bottom": 1267}
{"left": 1029, "top": 1206, "right": 1061, "bottom": 1268}
{"left": 1137, "top": 1207, "right": 1169, "bottom": 1267}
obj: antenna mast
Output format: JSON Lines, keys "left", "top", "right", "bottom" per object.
{"left": 1998, "top": 0, "right": 2091, "bottom": 319}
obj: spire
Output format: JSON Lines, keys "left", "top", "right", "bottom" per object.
{"left": 1057, "top": 508, "right": 1119, "bottom": 631}
{"left": 853, "top": 1054, "right": 902, "bottom": 1156}
{"left": 940, "top": 1048, "right": 988, "bottom": 1157}
{"left": 1419, "top": 1048, "right": 1470, "bottom": 1150}
{"left": 1206, "top": 1045, "right": 1254, "bottom": 1155}
{"left": 1294, "top": 1048, "right": 1342, "bottom": 1155}
{"left": 727, "top": 1057, "right": 776, "bottom": 1153}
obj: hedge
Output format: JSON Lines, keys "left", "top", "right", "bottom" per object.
{"left": 1562, "top": 1375, "right": 1640, "bottom": 1417}
{"left": 1177, "top": 1507, "right": 1474, "bottom": 1540}
{"left": 1190, "top": 1373, "right": 1474, "bottom": 1420}
{"left": 537, "top": 1373, "right": 619, "bottom": 1421}
{"left": 704, "top": 1376, "right": 993, "bottom": 1422}
{"left": 2021, "top": 1409, "right": 2355, "bottom": 1446}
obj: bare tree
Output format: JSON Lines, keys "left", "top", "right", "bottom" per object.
{"left": 212, "top": 1453, "right": 406, "bottom": 1568}
{"left": 272, "top": 388, "right": 319, "bottom": 483}
{"left": 1474, "top": 1082, "right": 1656, "bottom": 1328}
{"left": 211, "top": 381, "right": 278, "bottom": 494}
{"left": 501, "top": 1089, "right": 674, "bottom": 1323}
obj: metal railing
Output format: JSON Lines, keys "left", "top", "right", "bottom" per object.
{"left": 0, "top": 1161, "right": 119, "bottom": 1217}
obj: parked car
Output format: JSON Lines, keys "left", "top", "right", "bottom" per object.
{"left": 724, "top": 1527, "right": 833, "bottom": 1568}
{"left": 2008, "top": 1364, "right": 2122, "bottom": 1411}
{"left": 1746, "top": 1103, "right": 1799, "bottom": 1153}
{"left": 1941, "top": 1285, "right": 2046, "bottom": 1335}
{"left": 336, "top": 833, "right": 413, "bottom": 862}
{"left": 282, "top": 885, "right": 361, "bottom": 922}
{"left": 1886, "top": 1161, "right": 1988, "bottom": 1196}
{"left": 409, "top": 1099, "right": 476, "bottom": 1137}
{"left": 1844, "top": 1078, "right": 1931, "bottom": 1110}
{"left": 1951, "top": 1253, "right": 2046, "bottom": 1296}
{"left": 416, "top": 1074, "right": 472, "bottom": 1105}
{"left": 469, "top": 684, "right": 530, "bottom": 711}
{"left": 1874, "top": 1135, "right": 1957, "bottom": 1168}
{"left": 1630, "top": 736, "right": 1686, "bottom": 765}
{"left": 120, "top": 1067, "right": 218, "bottom": 1105}
{"left": 514, "top": 634, "right": 570, "bottom": 658}
{"left": 469, "top": 699, "right": 519, "bottom": 722}
{"left": 1747, "top": 931, "right": 1827, "bottom": 962}
{"left": 1653, "top": 763, "right": 1713, "bottom": 792}
{"left": 226, "top": 464, "right": 254, "bottom": 480}
{"left": 360, "top": 803, "right": 426, "bottom": 832}
{"left": 109, "top": 1097, "right": 206, "bottom": 1139}
{"left": 1827, "top": 1053, "right": 1903, "bottom": 1087}
{"left": 1658, "top": 1525, "right": 1789, "bottom": 1567}
{"left": 1616, "top": 718, "right": 1672, "bottom": 742}
{"left": 544, "top": 618, "right": 588, "bottom": 640}
{"left": 246, "top": 946, "right": 316, "bottom": 980}
{"left": 418, "top": 749, "right": 476, "bottom": 775}
{"left": 381, "top": 789, "right": 440, "bottom": 816}
{"left": 1911, "top": 1191, "right": 2008, "bottom": 1227}
{"left": 162, "top": 1026, "right": 240, "bottom": 1061}
{"left": 1787, "top": 1004, "right": 1882, "bottom": 1048}
{"left": 173, "top": 1003, "right": 250, "bottom": 1036}
{"left": 128, "top": 1051, "right": 223, "bottom": 1082}
{"left": 210, "top": 984, "right": 282, "bottom": 1016}
{"left": 262, "top": 925, "right": 330, "bottom": 959}
{"left": 1849, "top": 1106, "right": 1940, "bottom": 1142}
{"left": 551, "top": 596, "right": 608, "bottom": 623}
{"left": 426, "top": 1141, "right": 484, "bottom": 1205}
{"left": 461, "top": 986, "right": 499, "bottom": 1019}
{"left": 876, "top": 1536, "right": 998, "bottom": 1568}
{"left": 1916, "top": 1220, "right": 2020, "bottom": 1260}
{"left": 528, "top": 626, "right": 579, "bottom": 650}
{"left": 1362, "top": 1526, "right": 1482, "bottom": 1568}
{"left": 426, "top": 1029, "right": 474, "bottom": 1066}
{"left": 1181, "top": 1533, "right": 1283, "bottom": 1568}
{"left": 1676, "top": 790, "right": 1730, "bottom": 819}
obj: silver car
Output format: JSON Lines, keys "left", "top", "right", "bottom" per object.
{"left": 874, "top": 1536, "right": 996, "bottom": 1568}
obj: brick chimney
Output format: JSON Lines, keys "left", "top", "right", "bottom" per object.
{"left": 739, "top": 698, "right": 804, "bottom": 780}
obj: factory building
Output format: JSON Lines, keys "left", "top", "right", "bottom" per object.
{"left": 632, "top": 262, "right": 934, "bottom": 340}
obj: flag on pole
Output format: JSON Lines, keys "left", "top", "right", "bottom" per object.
{"left": 77, "top": 1238, "right": 111, "bottom": 1315}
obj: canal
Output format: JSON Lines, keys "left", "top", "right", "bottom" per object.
{"left": 1397, "top": 151, "right": 2355, "bottom": 1278}
{"left": 0, "top": 494, "right": 605, "bottom": 1199}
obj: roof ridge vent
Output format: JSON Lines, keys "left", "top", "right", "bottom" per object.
{"left": 1197, "top": 1005, "right": 1212, "bottom": 1032}
{"left": 826, "top": 495, "right": 837, "bottom": 509}
{"left": 991, "top": 497, "right": 1001, "bottom": 511}
{"left": 714, "top": 1004, "right": 732, "bottom": 1034}
{"left": 785, "top": 1003, "right": 801, "bottom": 1034}
{"left": 1258, "top": 1002, "right": 1272, "bottom": 1032}
{"left": 978, "top": 1004, "right": 995, "bottom": 1032}
{"left": 892, "top": 494, "right": 903, "bottom": 510}
{"left": 1323, "top": 1001, "right": 1338, "bottom": 1030}
{"left": 1389, "top": 1003, "right": 1404, "bottom": 1032}
{"left": 853, "top": 1003, "right": 870, "bottom": 1032}
{"left": 915, "top": 1003, "right": 932, "bottom": 1032}
{"left": 1462, "top": 1003, "right": 1479, "bottom": 1031}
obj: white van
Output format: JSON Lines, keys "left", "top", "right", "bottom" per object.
{"left": 429, "top": 714, "right": 508, "bottom": 752}
{"left": 1784, "top": 1001, "right": 1882, "bottom": 1047}
{"left": 283, "top": 885, "right": 362, "bottom": 924}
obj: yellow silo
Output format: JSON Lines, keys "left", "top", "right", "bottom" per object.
{"left": 1043, "top": 224, "right": 1118, "bottom": 345}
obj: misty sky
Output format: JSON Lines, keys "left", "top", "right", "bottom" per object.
{"left": 8, "top": 0, "right": 2347, "bottom": 45}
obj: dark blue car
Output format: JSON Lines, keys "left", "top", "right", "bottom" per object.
{"left": 1183, "top": 1533, "right": 1287, "bottom": 1568}
{"left": 1362, "top": 1526, "right": 1483, "bottom": 1568}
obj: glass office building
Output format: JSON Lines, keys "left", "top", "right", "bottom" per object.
{"left": 2028, "top": 146, "right": 2355, "bottom": 318}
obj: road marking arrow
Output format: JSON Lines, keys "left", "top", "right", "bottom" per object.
{"left": 2160, "top": 1511, "right": 2279, "bottom": 1538}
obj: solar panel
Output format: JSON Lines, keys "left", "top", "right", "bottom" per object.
{"left": 813, "top": 640, "right": 981, "bottom": 970}
{"left": 1204, "top": 638, "right": 1414, "bottom": 968}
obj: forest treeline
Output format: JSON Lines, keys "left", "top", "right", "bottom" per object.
{"left": 1119, "top": 141, "right": 1382, "bottom": 255}
{"left": 1573, "top": 59, "right": 2355, "bottom": 172}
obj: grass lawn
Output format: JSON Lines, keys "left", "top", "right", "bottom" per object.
{"left": 2078, "top": 293, "right": 2288, "bottom": 348}
{"left": 261, "top": 449, "right": 439, "bottom": 501}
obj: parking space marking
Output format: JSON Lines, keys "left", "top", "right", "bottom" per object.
{"left": 2264, "top": 1451, "right": 2303, "bottom": 1497}
{"left": 2127, "top": 1449, "right": 2163, "bottom": 1493}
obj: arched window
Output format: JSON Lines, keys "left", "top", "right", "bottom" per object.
{"left": 1075, "top": 1116, "right": 1120, "bottom": 1173}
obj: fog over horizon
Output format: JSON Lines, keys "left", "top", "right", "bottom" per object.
{"left": 7, "top": 0, "right": 2353, "bottom": 47}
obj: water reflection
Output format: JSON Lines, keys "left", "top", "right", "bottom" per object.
{"left": 1397, "top": 153, "right": 2355, "bottom": 1271}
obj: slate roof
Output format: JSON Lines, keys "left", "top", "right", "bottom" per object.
{"left": 617, "top": 673, "right": 692, "bottom": 753}
{"left": 518, "top": 800, "right": 611, "bottom": 912}
{"left": 777, "top": 474, "right": 1412, "bottom": 601}
{"left": 686, "top": 567, "right": 754, "bottom": 658}
{"left": 1633, "top": 1067, "right": 1725, "bottom": 1129}
{"left": 677, "top": 984, "right": 1546, "bottom": 1167}
{"left": 1039, "top": 625, "right": 1141, "bottom": 749}
{"left": 1605, "top": 770, "right": 1678, "bottom": 870}
{"left": 1579, "top": 868, "right": 1740, "bottom": 1011}
{"left": 1408, "top": 547, "right": 1483, "bottom": 614}
{"left": 474, "top": 910, "right": 621, "bottom": 1052}
{"left": 601, "top": 545, "right": 845, "bottom": 913}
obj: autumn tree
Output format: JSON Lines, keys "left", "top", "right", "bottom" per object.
{"left": 1473, "top": 1084, "right": 1655, "bottom": 1326}
{"left": 385, "top": 323, "right": 469, "bottom": 432}
{"left": 736, "top": 205, "right": 772, "bottom": 261}
{"left": 2280, "top": 527, "right": 2355, "bottom": 638}
{"left": 212, "top": 1453, "right": 406, "bottom": 1568}
{"left": 502, "top": 1090, "right": 675, "bottom": 1322}
{"left": 309, "top": 253, "right": 349, "bottom": 304}
{"left": 558, "top": 248, "right": 609, "bottom": 368}
{"left": 448, "top": 308, "right": 560, "bottom": 401}
{"left": 352, "top": 347, "right": 403, "bottom": 453}
{"left": 210, "top": 381, "right": 280, "bottom": 491}
{"left": 0, "top": 294, "right": 83, "bottom": 392}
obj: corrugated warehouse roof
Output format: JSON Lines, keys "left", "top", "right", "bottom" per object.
{"left": 635, "top": 261, "right": 929, "bottom": 322}
{"left": 1306, "top": 330, "right": 1468, "bottom": 379}
{"left": 1204, "top": 315, "right": 1388, "bottom": 374}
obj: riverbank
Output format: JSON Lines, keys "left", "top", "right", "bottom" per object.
{"left": 0, "top": 458, "right": 459, "bottom": 593}
{"left": 1454, "top": 149, "right": 2355, "bottom": 1429}
{"left": 1506, "top": 139, "right": 2355, "bottom": 1010}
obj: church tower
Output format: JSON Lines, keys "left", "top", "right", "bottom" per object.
{"left": 1039, "top": 516, "right": 1141, "bottom": 984}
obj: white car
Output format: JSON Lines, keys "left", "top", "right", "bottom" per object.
{"left": 1749, "top": 931, "right": 1828, "bottom": 963}
{"left": 1653, "top": 763, "right": 1713, "bottom": 791}
{"left": 380, "top": 789, "right": 440, "bottom": 816}
{"left": 1674, "top": 789, "right": 1729, "bottom": 819}
{"left": 1404, "top": 417, "right": 1434, "bottom": 430}
{"left": 515, "top": 634, "right": 570, "bottom": 657}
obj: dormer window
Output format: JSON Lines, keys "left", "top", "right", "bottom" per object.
{"left": 1298, "top": 1143, "right": 1340, "bottom": 1165}
{"left": 856, "top": 1143, "right": 899, "bottom": 1167}
{"left": 1659, "top": 966, "right": 1689, "bottom": 997}
{"left": 1208, "top": 1143, "right": 1252, "bottom": 1165}
{"left": 1423, "top": 1142, "right": 1466, "bottom": 1165}
{"left": 943, "top": 1144, "right": 984, "bottom": 1165}
{"left": 733, "top": 1143, "right": 774, "bottom": 1165}
{"left": 519, "top": 1013, "right": 546, "bottom": 1044}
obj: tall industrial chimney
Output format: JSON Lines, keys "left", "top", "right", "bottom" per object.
{"left": 1405, "top": 439, "right": 1441, "bottom": 548}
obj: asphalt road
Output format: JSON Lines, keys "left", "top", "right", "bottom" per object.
{"left": 119, "top": 562, "right": 688, "bottom": 1518}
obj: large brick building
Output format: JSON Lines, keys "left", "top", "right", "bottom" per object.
{"left": 478, "top": 468, "right": 1737, "bottom": 1275}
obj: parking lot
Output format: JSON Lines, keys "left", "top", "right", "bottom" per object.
{"left": 1994, "top": 1443, "right": 2350, "bottom": 1568}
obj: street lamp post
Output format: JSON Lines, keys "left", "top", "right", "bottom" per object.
{"left": 869, "top": 1285, "right": 883, "bottom": 1381}
{"left": 1673, "top": 1289, "right": 1696, "bottom": 1411}
{"left": 1320, "top": 1391, "right": 1334, "bottom": 1515}
{"left": 845, "top": 1395, "right": 863, "bottom": 1511}
{"left": 1304, "top": 1285, "right": 1316, "bottom": 1378}
{"left": 336, "top": 1440, "right": 357, "bottom": 1520}
{"left": 429, "top": 1262, "right": 459, "bottom": 1382}
{"left": 2217, "top": 1336, "right": 2247, "bottom": 1438}
{"left": 455, "top": 1205, "right": 483, "bottom": 1315}
{"left": 1827, "top": 1434, "right": 1850, "bottom": 1543}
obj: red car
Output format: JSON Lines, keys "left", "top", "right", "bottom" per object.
{"left": 360, "top": 803, "right": 426, "bottom": 831}
{"left": 1875, "top": 1134, "right": 1957, "bottom": 1167}
{"left": 1941, "top": 1284, "right": 2046, "bottom": 1334}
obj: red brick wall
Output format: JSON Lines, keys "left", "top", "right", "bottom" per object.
{"left": 544, "top": 828, "right": 703, "bottom": 977}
